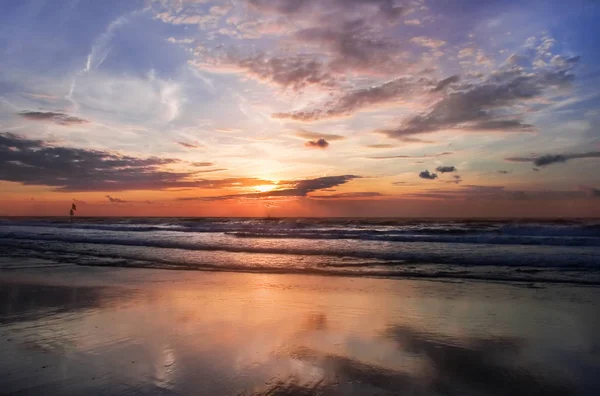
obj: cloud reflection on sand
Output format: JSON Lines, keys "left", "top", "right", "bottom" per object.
{"left": 0, "top": 269, "right": 598, "bottom": 395}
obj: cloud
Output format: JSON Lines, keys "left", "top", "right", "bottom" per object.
{"left": 445, "top": 175, "right": 462, "bottom": 184}
{"left": 106, "top": 195, "right": 127, "bottom": 203}
{"left": 367, "top": 144, "right": 395, "bottom": 149}
{"left": 190, "top": 162, "right": 214, "bottom": 167}
{"left": 408, "top": 185, "right": 596, "bottom": 201}
{"left": 432, "top": 75, "right": 459, "bottom": 92}
{"left": 179, "top": 174, "right": 360, "bottom": 201}
{"left": 291, "top": 22, "right": 406, "bottom": 75}
{"left": 18, "top": 111, "right": 89, "bottom": 126}
{"left": 309, "top": 192, "right": 383, "bottom": 199}
{"left": 193, "top": 53, "right": 337, "bottom": 91}
{"left": 246, "top": 0, "right": 406, "bottom": 20}
{"left": 377, "top": 54, "right": 578, "bottom": 139}
{"left": 580, "top": 186, "right": 600, "bottom": 198}
{"left": 458, "top": 48, "right": 475, "bottom": 59}
{"left": 0, "top": 133, "right": 267, "bottom": 192}
{"left": 178, "top": 142, "right": 203, "bottom": 149}
{"left": 305, "top": 138, "right": 329, "bottom": 148}
{"left": 410, "top": 36, "right": 446, "bottom": 49}
{"left": 273, "top": 77, "right": 428, "bottom": 121}
{"left": 72, "top": 199, "right": 87, "bottom": 204}
{"left": 367, "top": 151, "right": 453, "bottom": 160}
{"left": 419, "top": 170, "right": 438, "bottom": 180}
{"left": 293, "top": 129, "right": 345, "bottom": 141}
{"left": 505, "top": 151, "right": 600, "bottom": 167}
{"left": 497, "top": 170, "right": 511, "bottom": 174}
{"left": 404, "top": 19, "right": 421, "bottom": 26}
{"left": 193, "top": 0, "right": 415, "bottom": 91}
{"left": 435, "top": 165, "right": 456, "bottom": 173}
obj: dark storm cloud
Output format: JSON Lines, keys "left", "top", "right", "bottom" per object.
{"left": 294, "top": 129, "right": 346, "bottom": 141}
{"left": 0, "top": 133, "right": 268, "bottom": 192}
{"left": 419, "top": 170, "right": 438, "bottom": 180}
{"left": 505, "top": 151, "right": 600, "bottom": 167}
{"left": 305, "top": 138, "right": 329, "bottom": 148}
{"left": 106, "top": 195, "right": 127, "bottom": 203}
{"left": 18, "top": 111, "right": 89, "bottom": 126}
{"left": 377, "top": 57, "right": 578, "bottom": 139}
{"left": 179, "top": 175, "right": 360, "bottom": 201}
{"left": 435, "top": 165, "right": 456, "bottom": 173}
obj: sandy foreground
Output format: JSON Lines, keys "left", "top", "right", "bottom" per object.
{"left": 1, "top": 260, "right": 599, "bottom": 395}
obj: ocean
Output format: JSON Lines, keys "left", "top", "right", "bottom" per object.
{"left": 1, "top": 217, "right": 599, "bottom": 285}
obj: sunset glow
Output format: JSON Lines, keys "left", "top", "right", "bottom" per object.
{"left": 0, "top": 0, "right": 599, "bottom": 217}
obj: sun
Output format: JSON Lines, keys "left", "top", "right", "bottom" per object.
{"left": 255, "top": 184, "right": 276, "bottom": 193}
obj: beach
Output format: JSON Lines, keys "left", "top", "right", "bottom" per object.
{"left": 1, "top": 260, "right": 599, "bottom": 395}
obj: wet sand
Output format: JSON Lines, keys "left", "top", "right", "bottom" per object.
{"left": 1, "top": 262, "right": 600, "bottom": 395}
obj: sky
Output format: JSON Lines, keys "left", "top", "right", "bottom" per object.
{"left": 1, "top": 0, "right": 599, "bottom": 217}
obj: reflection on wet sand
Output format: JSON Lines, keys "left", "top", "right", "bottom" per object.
{"left": 0, "top": 268, "right": 599, "bottom": 395}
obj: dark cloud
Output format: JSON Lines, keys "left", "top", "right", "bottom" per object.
{"left": 178, "top": 142, "right": 203, "bottom": 149}
{"left": 0, "top": 133, "right": 268, "bottom": 192}
{"left": 408, "top": 185, "right": 594, "bottom": 200}
{"left": 377, "top": 56, "right": 578, "bottom": 139}
{"left": 392, "top": 181, "right": 406, "bottom": 185}
{"left": 435, "top": 165, "right": 456, "bottom": 173}
{"left": 497, "top": 170, "right": 511, "bottom": 174}
{"left": 195, "top": 53, "right": 337, "bottom": 91}
{"left": 200, "top": 0, "right": 413, "bottom": 92}
{"left": 580, "top": 186, "right": 600, "bottom": 198}
{"left": 305, "top": 138, "right": 329, "bottom": 148}
{"left": 367, "top": 151, "right": 453, "bottom": 160}
{"left": 179, "top": 175, "right": 360, "bottom": 201}
{"left": 191, "top": 162, "right": 214, "bottom": 167}
{"left": 419, "top": 170, "right": 438, "bottom": 180}
{"left": 432, "top": 75, "right": 460, "bottom": 92}
{"left": 273, "top": 77, "right": 426, "bottom": 121}
{"left": 18, "top": 111, "right": 89, "bottom": 126}
{"left": 195, "top": 168, "right": 227, "bottom": 173}
{"left": 106, "top": 195, "right": 127, "bottom": 204}
{"left": 445, "top": 175, "right": 462, "bottom": 184}
{"left": 309, "top": 191, "right": 383, "bottom": 199}
{"left": 367, "top": 144, "right": 395, "bottom": 149}
{"left": 294, "top": 129, "right": 345, "bottom": 141}
{"left": 247, "top": 0, "right": 406, "bottom": 21}
{"left": 505, "top": 151, "right": 600, "bottom": 167}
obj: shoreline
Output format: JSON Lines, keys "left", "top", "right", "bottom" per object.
{"left": 2, "top": 255, "right": 600, "bottom": 287}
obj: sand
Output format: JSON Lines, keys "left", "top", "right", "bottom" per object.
{"left": 1, "top": 262, "right": 600, "bottom": 395}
